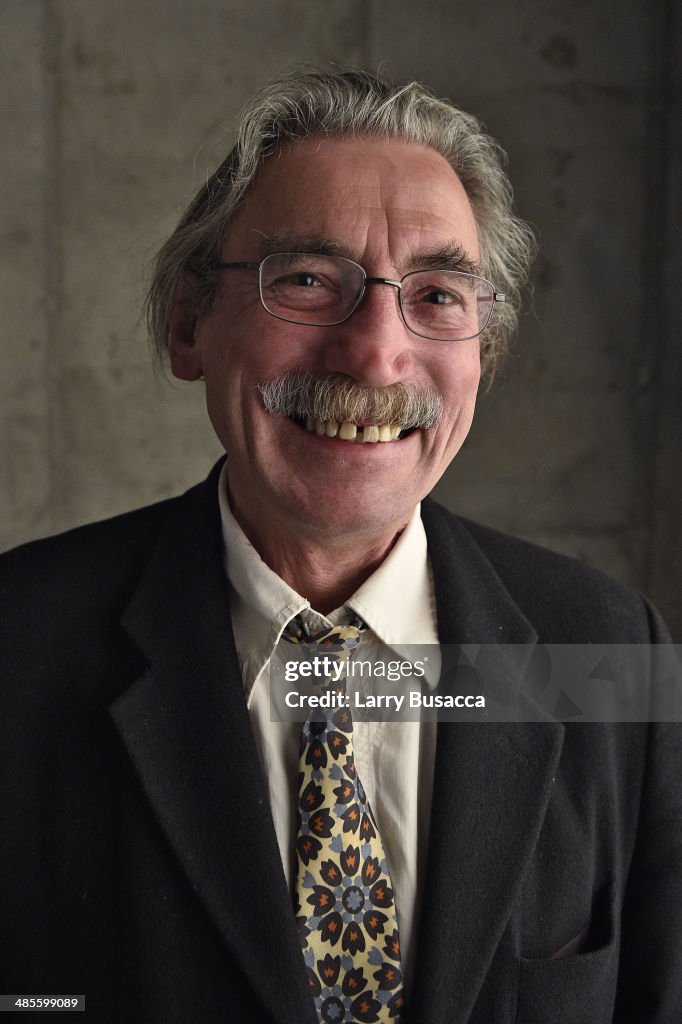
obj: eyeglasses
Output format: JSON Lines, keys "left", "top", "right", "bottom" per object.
{"left": 215, "top": 252, "right": 505, "bottom": 342}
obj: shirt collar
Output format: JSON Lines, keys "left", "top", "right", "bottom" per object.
{"left": 218, "top": 462, "right": 439, "bottom": 698}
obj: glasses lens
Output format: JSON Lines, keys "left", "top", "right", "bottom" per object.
{"left": 259, "top": 253, "right": 364, "bottom": 325}
{"left": 400, "top": 271, "right": 495, "bottom": 340}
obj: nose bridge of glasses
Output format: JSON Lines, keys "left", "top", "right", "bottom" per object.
{"left": 363, "top": 276, "right": 403, "bottom": 290}
{"left": 352, "top": 275, "right": 404, "bottom": 320}
{"left": 348, "top": 274, "right": 405, "bottom": 333}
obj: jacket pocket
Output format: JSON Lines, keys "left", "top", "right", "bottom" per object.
{"left": 515, "top": 879, "right": 617, "bottom": 1024}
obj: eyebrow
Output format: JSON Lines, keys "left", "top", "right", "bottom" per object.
{"left": 257, "top": 234, "right": 352, "bottom": 259}
{"left": 408, "top": 243, "right": 482, "bottom": 278}
{"left": 256, "top": 234, "right": 482, "bottom": 277}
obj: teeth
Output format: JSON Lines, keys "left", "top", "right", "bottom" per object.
{"left": 301, "top": 417, "right": 404, "bottom": 443}
{"left": 339, "top": 421, "right": 357, "bottom": 440}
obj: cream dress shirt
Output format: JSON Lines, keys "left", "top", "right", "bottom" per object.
{"left": 218, "top": 463, "right": 439, "bottom": 986}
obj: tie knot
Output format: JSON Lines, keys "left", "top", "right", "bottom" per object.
{"left": 282, "top": 614, "right": 367, "bottom": 651}
{"left": 282, "top": 615, "right": 367, "bottom": 690}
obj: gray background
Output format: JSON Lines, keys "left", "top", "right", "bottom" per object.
{"left": 1, "top": 1, "right": 680, "bottom": 637}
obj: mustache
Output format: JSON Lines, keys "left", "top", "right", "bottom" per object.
{"left": 258, "top": 370, "right": 443, "bottom": 429}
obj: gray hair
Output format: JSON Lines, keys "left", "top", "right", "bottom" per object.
{"left": 145, "top": 66, "right": 536, "bottom": 380}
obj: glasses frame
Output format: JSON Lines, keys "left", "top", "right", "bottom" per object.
{"left": 215, "top": 252, "right": 505, "bottom": 342}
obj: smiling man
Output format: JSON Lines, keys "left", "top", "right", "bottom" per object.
{"left": 170, "top": 135, "right": 484, "bottom": 609}
{"left": 1, "top": 68, "right": 681, "bottom": 1024}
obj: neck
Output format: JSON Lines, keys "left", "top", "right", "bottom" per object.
{"left": 229, "top": 500, "right": 406, "bottom": 616}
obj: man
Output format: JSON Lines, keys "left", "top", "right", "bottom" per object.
{"left": 1, "top": 67, "right": 680, "bottom": 1024}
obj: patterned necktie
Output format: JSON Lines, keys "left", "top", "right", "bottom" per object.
{"left": 283, "top": 615, "right": 406, "bottom": 1024}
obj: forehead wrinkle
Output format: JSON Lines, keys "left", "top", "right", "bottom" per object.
{"left": 255, "top": 232, "right": 356, "bottom": 261}
{"left": 382, "top": 212, "right": 480, "bottom": 276}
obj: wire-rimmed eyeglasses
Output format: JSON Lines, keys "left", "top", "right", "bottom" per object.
{"left": 215, "top": 252, "right": 505, "bottom": 342}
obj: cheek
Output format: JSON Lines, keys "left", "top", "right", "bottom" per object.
{"left": 199, "top": 324, "right": 257, "bottom": 402}
{"left": 201, "top": 327, "right": 300, "bottom": 441}
{"left": 435, "top": 350, "right": 481, "bottom": 415}
{"left": 431, "top": 354, "right": 480, "bottom": 454}
{"left": 213, "top": 317, "right": 318, "bottom": 387}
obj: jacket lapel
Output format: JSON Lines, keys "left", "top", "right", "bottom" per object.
{"left": 409, "top": 502, "right": 565, "bottom": 1024}
{"left": 110, "top": 466, "right": 317, "bottom": 1024}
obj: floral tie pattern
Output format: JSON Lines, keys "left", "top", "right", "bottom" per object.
{"left": 283, "top": 616, "right": 406, "bottom": 1024}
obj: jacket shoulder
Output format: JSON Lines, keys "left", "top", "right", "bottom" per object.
{"left": 421, "top": 498, "right": 660, "bottom": 642}
{"left": 1, "top": 496, "right": 178, "bottom": 594}
{"left": 0, "top": 490, "right": 196, "bottom": 657}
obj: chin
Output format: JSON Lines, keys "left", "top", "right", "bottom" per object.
{"left": 290, "top": 490, "right": 414, "bottom": 541}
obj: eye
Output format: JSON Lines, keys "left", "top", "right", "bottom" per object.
{"left": 282, "top": 272, "right": 324, "bottom": 288}
{"left": 410, "top": 284, "right": 467, "bottom": 308}
{"left": 403, "top": 271, "right": 477, "bottom": 311}
{"left": 420, "top": 288, "right": 461, "bottom": 305}
{"left": 263, "top": 266, "right": 346, "bottom": 315}
{"left": 270, "top": 271, "right": 339, "bottom": 291}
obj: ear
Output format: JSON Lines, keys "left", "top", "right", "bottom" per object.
{"left": 169, "top": 274, "right": 205, "bottom": 381}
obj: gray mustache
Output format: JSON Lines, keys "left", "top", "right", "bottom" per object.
{"left": 258, "top": 371, "right": 442, "bottom": 429}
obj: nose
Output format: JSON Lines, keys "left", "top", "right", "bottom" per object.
{"left": 320, "top": 280, "right": 414, "bottom": 387}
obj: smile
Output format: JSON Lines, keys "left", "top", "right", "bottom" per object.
{"left": 298, "top": 416, "right": 409, "bottom": 443}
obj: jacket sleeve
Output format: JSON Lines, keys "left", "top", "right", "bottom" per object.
{"left": 614, "top": 601, "right": 682, "bottom": 1022}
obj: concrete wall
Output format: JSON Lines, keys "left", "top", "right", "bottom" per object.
{"left": 1, "top": 0, "right": 680, "bottom": 637}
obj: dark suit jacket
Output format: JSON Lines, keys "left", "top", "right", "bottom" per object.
{"left": 1, "top": 462, "right": 681, "bottom": 1023}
